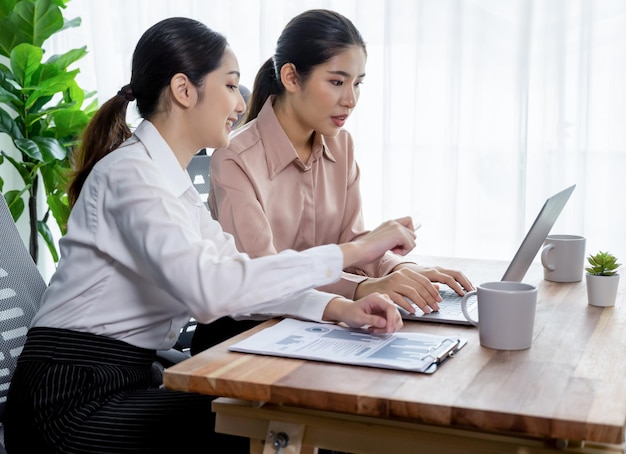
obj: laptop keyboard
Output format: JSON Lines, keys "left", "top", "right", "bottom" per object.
{"left": 436, "top": 287, "right": 464, "bottom": 315}
{"left": 398, "top": 285, "right": 476, "bottom": 322}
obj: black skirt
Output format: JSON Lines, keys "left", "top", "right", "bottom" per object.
{"left": 4, "top": 327, "right": 249, "bottom": 453}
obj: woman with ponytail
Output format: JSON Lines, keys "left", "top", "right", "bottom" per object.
{"left": 3, "top": 16, "right": 416, "bottom": 453}
{"left": 192, "top": 9, "right": 474, "bottom": 354}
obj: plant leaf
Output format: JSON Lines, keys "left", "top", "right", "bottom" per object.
{"left": 0, "top": 61, "right": 15, "bottom": 78}
{"left": 0, "top": 0, "right": 20, "bottom": 20}
{"left": 3, "top": 188, "right": 25, "bottom": 221}
{"left": 14, "top": 137, "right": 43, "bottom": 161}
{"left": 46, "top": 45, "right": 87, "bottom": 70}
{"left": 0, "top": 149, "right": 33, "bottom": 184}
{"left": 53, "top": 108, "right": 89, "bottom": 138}
{"left": 586, "top": 251, "right": 620, "bottom": 275}
{"left": 0, "top": 78, "right": 20, "bottom": 104}
{"left": 10, "top": 42, "right": 42, "bottom": 86}
{"left": 25, "top": 66, "right": 78, "bottom": 110}
{"left": 60, "top": 15, "right": 80, "bottom": 32}
{"left": 24, "top": 100, "right": 74, "bottom": 126}
{"left": 12, "top": 0, "right": 64, "bottom": 48}
{"left": 0, "top": 105, "right": 24, "bottom": 138}
{"left": 40, "top": 157, "right": 70, "bottom": 192}
{"left": 33, "top": 136, "right": 67, "bottom": 161}
{"left": 37, "top": 218, "right": 59, "bottom": 261}
{"left": 0, "top": 17, "right": 23, "bottom": 57}
{"left": 46, "top": 189, "right": 69, "bottom": 235}
{"left": 14, "top": 137, "right": 67, "bottom": 164}
{"left": 20, "top": 137, "right": 67, "bottom": 163}
{"left": 62, "top": 79, "right": 84, "bottom": 110}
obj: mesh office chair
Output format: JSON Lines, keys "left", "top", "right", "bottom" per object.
{"left": 0, "top": 192, "right": 47, "bottom": 452}
{"left": 187, "top": 153, "right": 212, "bottom": 211}
{"left": 175, "top": 150, "right": 222, "bottom": 352}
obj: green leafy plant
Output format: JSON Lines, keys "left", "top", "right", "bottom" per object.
{"left": 585, "top": 251, "right": 621, "bottom": 276}
{"left": 0, "top": 0, "right": 96, "bottom": 263}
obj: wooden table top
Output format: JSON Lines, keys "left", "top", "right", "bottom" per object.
{"left": 163, "top": 256, "right": 626, "bottom": 445}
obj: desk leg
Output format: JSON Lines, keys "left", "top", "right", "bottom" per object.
{"left": 213, "top": 400, "right": 315, "bottom": 454}
{"left": 261, "top": 420, "right": 306, "bottom": 454}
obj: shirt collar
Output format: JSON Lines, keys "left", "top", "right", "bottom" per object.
{"left": 133, "top": 120, "right": 193, "bottom": 198}
{"left": 257, "top": 97, "right": 337, "bottom": 179}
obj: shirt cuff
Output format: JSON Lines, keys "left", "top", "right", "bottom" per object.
{"left": 233, "top": 289, "right": 339, "bottom": 323}
{"left": 294, "top": 243, "right": 344, "bottom": 285}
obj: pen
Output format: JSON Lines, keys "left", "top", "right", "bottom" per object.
{"left": 414, "top": 222, "right": 422, "bottom": 232}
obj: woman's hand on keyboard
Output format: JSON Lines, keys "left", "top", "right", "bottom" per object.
{"left": 398, "top": 264, "right": 475, "bottom": 297}
{"left": 355, "top": 267, "right": 443, "bottom": 314}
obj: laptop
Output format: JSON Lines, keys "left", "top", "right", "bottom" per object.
{"left": 398, "top": 184, "right": 576, "bottom": 325}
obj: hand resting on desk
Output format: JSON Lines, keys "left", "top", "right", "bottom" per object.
{"left": 322, "top": 293, "right": 403, "bottom": 334}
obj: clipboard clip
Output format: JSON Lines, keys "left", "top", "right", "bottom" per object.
{"left": 428, "top": 337, "right": 462, "bottom": 363}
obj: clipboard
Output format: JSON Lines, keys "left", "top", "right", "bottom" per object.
{"left": 229, "top": 318, "right": 467, "bottom": 374}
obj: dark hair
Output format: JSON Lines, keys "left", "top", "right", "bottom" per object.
{"left": 245, "top": 9, "right": 366, "bottom": 123}
{"left": 68, "top": 17, "right": 228, "bottom": 207}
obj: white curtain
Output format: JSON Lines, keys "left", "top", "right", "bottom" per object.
{"left": 46, "top": 0, "right": 626, "bottom": 266}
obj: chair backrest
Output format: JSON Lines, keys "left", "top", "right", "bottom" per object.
{"left": 186, "top": 84, "right": 250, "bottom": 211}
{"left": 187, "top": 153, "right": 212, "bottom": 210}
{"left": 0, "top": 193, "right": 46, "bottom": 421}
{"left": 180, "top": 155, "right": 213, "bottom": 352}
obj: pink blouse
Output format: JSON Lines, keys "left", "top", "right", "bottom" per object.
{"left": 208, "top": 97, "right": 407, "bottom": 299}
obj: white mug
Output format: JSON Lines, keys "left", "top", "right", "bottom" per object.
{"left": 461, "top": 281, "right": 538, "bottom": 350}
{"left": 541, "top": 234, "right": 586, "bottom": 283}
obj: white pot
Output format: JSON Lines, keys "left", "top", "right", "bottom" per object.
{"left": 585, "top": 273, "right": 620, "bottom": 307}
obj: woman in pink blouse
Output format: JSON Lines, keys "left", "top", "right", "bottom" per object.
{"left": 191, "top": 9, "right": 474, "bottom": 354}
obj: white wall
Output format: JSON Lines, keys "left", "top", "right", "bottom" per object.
{"left": 4, "top": 0, "right": 626, "bottom": 280}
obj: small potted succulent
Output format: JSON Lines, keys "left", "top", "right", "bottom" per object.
{"left": 585, "top": 251, "right": 621, "bottom": 307}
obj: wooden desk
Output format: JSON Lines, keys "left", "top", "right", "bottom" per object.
{"left": 164, "top": 257, "right": 626, "bottom": 453}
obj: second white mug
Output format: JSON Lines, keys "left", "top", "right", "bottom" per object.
{"left": 541, "top": 234, "right": 586, "bottom": 283}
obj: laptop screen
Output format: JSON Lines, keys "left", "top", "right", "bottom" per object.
{"left": 501, "top": 185, "right": 576, "bottom": 282}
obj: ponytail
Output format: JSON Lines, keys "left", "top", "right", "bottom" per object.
{"left": 68, "top": 90, "right": 132, "bottom": 207}
{"left": 243, "top": 57, "right": 283, "bottom": 124}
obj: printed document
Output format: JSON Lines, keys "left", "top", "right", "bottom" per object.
{"left": 229, "top": 318, "right": 467, "bottom": 374}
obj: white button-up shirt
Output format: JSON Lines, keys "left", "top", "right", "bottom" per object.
{"left": 32, "top": 120, "right": 343, "bottom": 350}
